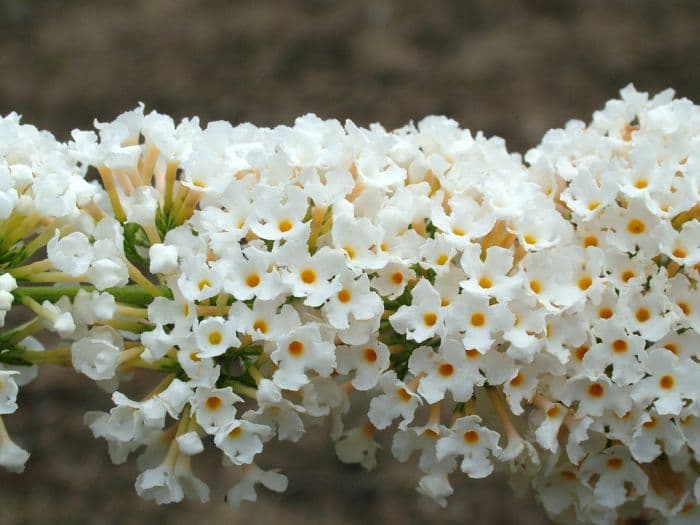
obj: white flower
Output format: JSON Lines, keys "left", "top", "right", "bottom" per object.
{"left": 0, "top": 419, "right": 30, "bottom": 473}
{"left": 0, "top": 371, "right": 19, "bottom": 414}
{"left": 276, "top": 238, "right": 345, "bottom": 307}
{"left": 244, "top": 379, "right": 305, "bottom": 442}
{"left": 47, "top": 230, "right": 93, "bottom": 276}
{"left": 417, "top": 469, "right": 454, "bottom": 509}
{"left": 628, "top": 411, "right": 685, "bottom": 463}
{"left": 561, "top": 375, "right": 632, "bottom": 418}
{"left": 533, "top": 402, "right": 567, "bottom": 453}
{"left": 519, "top": 250, "right": 580, "bottom": 312}
{"left": 459, "top": 244, "right": 520, "bottom": 303}
{"left": 191, "top": 386, "right": 243, "bottom": 435}
{"left": 666, "top": 274, "right": 700, "bottom": 333}
{"left": 418, "top": 233, "right": 458, "bottom": 275}
{"left": 431, "top": 193, "right": 495, "bottom": 243}
{"left": 87, "top": 257, "right": 129, "bottom": 290}
{"left": 512, "top": 202, "right": 572, "bottom": 252}
{"left": 214, "top": 419, "right": 272, "bottom": 465}
{"left": 436, "top": 415, "right": 501, "bottom": 479}
{"left": 249, "top": 185, "right": 309, "bottom": 241}
{"left": 660, "top": 219, "right": 700, "bottom": 266}
{"left": 579, "top": 445, "right": 648, "bottom": 509}
{"left": 632, "top": 348, "right": 697, "bottom": 415}
{"left": 176, "top": 255, "right": 224, "bottom": 302}
{"left": 0, "top": 273, "right": 17, "bottom": 294}
{"left": 321, "top": 269, "right": 382, "bottom": 330}
{"left": 335, "top": 337, "right": 390, "bottom": 391}
{"left": 229, "top": 300, "right": 300, "bottom": 342}
{"left": 157, "top": 379, "right": 193, "bottom": 418}
{"left": 560, "top": 166, "right": 617, "bottom": 221}
{"left": 408, "top": 340, "right": 483, "bottom": 404}
{"left": 368, "top": 371, "right": 421, "bottom": 430}
{"left": 222, "top": 246, "right": 285, "bottom": 301}
{"left": 371, "top": 262, "right": 415, "bottom": 300}
{"left": 176, "top": 432, "right": 204, "bottom": 457}
{"left": 149, "top": 243, "right": 179, "bottom": 274}
{"left": 225, "top": 464, "right": 288, "bottom": 508}
{"left": 72, "top": 289, "right": 116, "bottom": 326}
{"left": 112, "top": 391, "right": 167, "bottom": 430}
{"left": 193, "top": 316, "right": 239, "bottom": 358}
{"left": 175, "top": 346, "right": 219, "bottom": 389}
{"left": 135, "top": 460, "right": 185, "bottom": 504}
{"left": 270, "top": 324, "right": 336, "bottom": 391}
{"left": 502, "top": 356, "right": 555, "bottom": 415}
{"left": 335, "top": 423, "right": 380, "bottom": 471}
{"left": 331, "top": 208, "right": 385, "bottom": 270}
{"left": 389, "top": 279, "right": 445, "bottom": 343}
{"left": 618, "top": 279, "right": 672, "bottom": 341}
{"left": 71, "top": 326, "right": 123, "bottom": 381}
{"left": 582, "top": 321, "right": 646, "bottom": 385}
{"left": 447, "top": 292, "right": 514, "bottom": 353}
{"left": 601, "top": 199, "right": 664, "bottom": 257}
{"left": 392, "top": 423, "right": 449, "bottom": 474}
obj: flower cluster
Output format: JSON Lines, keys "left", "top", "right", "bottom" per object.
{"left": 0, "top": 85, "right": 699, "bottom": 524}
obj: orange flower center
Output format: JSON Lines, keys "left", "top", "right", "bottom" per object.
{"left": 206, "top": 396, "right": 222, "bottom": 410}
{"left": 463, "top": 430, "right": 480, "bottom": 444}
{"left": 607, "top": 457, "right": 623, "bottom": 469}
{"left": 510, "top": 372, "right": 524, "bottom": 387}
{"left": 300, "top": 268, "right": 317, "bottom": 284}
{"left": 253, "top": 319, "right": 268, "bottom": 334}
{"left": 470, "top": 312, "right": 486, "bottom": 327}
{"left": 363, "top": 348, "right": 378, "bottom": 363}
{"left": 588, "top": 383, "right": 604, "bottom": 398}
{"left": 478, "top": 276, "right": 493, "bottom": 289}
{"left": 337, "top": 289, "right": 352, "bottom": 303}
{"left": 635, "top": 307, "right": 651, "bottom": 323}
{"left": 583, "top": 235, "right": 599, "bottom": 247}
{"left": 627, "top": 218, "right": 646, "bottom": 234}
{"left": 288, "top": 340, "right": 305, "bottom": 357}
{"left": 659, "top": 375, "right": 675, "bottom": 390}
{"left": 397, "top": 388, "right": 412, "bottom": 402}
{"left": 578, "top": 276, "right": 592, "bottom": 291}
{"left": 611, "top": 339, "right": 628, "bottom": 353}
{"left": 245, "top": 273, "right": 261, "bottom": 287}
{"left": 438, "top": 363, "right": 454, "bottom": 377}
{"left": 599, "top": 307, "right": 613, "bottom": 319}
{"left": 621, "top": 270, "right": 636, "bottom": 282}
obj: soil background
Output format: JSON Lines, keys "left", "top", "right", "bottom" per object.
{"left": 1, "top": 1, "right": 700, "bottom": 524}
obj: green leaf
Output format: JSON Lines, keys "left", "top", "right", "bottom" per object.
{"left": 0, "top": 245, "right": 29, "bottom": 270}
{"left": 123, "top": 222, "right": 150, "bottom": 267}
{"left": 155, "top": 205, "right": 176, "bottom": 241}
{"left": 0, "top": 343, "right": 31, "bottom": 366}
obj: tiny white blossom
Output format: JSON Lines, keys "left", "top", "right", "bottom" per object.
{"left": 436, "top": 415, "right": 501, "bottom": 479}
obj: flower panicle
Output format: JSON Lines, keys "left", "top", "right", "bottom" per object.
{"left": 0, "top": 86, "right": 699, "bottom": 524}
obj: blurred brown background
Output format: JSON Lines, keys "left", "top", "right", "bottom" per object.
{"left": 1, "top": 1, "right": 699, "bottom": 524}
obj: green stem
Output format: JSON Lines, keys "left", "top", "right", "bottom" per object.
{"left": 231, "top": 382, "right": 258, "bottom": 399}
{"left": 23, "top": 347, "right": 72, "bottom": 365}
{"left": 12, "top": 284, "right": 169, "bottom": 307}
{"left": 1, "top": 316, "right": 43, "bottom": 344}
{"left": 129, "top": 357, "right": 182, "bottom": 373}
